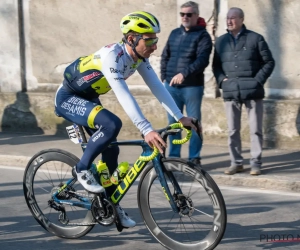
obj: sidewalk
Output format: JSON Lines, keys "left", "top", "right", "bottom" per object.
{"left": 0, "top": 131, "right": 300, "bottom": 192}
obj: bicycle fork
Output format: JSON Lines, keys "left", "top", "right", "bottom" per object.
{"left": 152, "top": 158, "right": 183, "bottom": 213}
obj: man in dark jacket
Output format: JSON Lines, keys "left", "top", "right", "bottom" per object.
{"left": 213, "top": 7, "right": 275, "bottom": 175}
{"left": 160, "top": 1, "right": 212, "bottom": 166}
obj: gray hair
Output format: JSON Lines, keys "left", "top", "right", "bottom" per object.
{"left": 181, "top": 1, "right": 199, "bottom": 15}
{"left": 229, "top": 7, "right": 244, "bottom": 18}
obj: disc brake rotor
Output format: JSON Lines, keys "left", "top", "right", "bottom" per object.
{"left": 176, "top": 194, "right": 194, "bottom": 216}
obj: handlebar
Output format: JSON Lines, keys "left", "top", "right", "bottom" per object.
{"left": 138, "top": 122, "right": 192, "bottom": 162}
{"left": 138, "top": 147, "right": 160, "bottom": 162}
{"left": 169, "top": 122, "right": 192, "bottom": 144}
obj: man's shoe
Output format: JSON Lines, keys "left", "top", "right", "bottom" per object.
{"left": 116, "top": 205, "right": 136, "bottom": 228}
{"left": 250, "top": 165, "right": 261, "bottom": 175}
{"left": 224, "top": 165, "right": 244, "bottom": 175}
{"left": 190, "top": 158, "right": 201, "bottom": 167}
{"left": 75, "top": 167, "right": 105, "bottom": 193}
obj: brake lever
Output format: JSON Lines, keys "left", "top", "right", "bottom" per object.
{"left": 191, "top": 118, "right": 203, "bottom": 141}
{"left": 141, "top": 131, "right": 167, "bottom": 158}
{"left": 160, "top": 131, "right": 168, "bottom": 158}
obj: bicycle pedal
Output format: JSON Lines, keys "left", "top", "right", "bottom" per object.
{"left": 115, "top": 221, "right": 124, "bottom": 232}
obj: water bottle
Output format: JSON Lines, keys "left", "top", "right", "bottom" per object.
{"left": 110, "top": 162, "right": 129, "bottom": 185}
{"left": 96, "top": 160, "right": 112, "bottom": 188}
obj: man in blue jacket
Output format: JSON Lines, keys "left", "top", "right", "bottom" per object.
{"left": 213, "top": 7, "right": 275, "bottom": 175}
{"left": 160, "top": 1, "right": 212, "bottom": 166}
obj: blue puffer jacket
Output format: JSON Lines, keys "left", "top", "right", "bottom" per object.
{"left": 160, "top": 21, "right": 212, "bottom": 87}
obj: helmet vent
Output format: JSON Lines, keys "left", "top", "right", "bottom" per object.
{"left": 144, "top": 11, "right": 160, "bottom": 28}
{"left": 132, "top": 14, "right": 155, "bottom": 27}
{"left": 137, "top": 23, "right": 149, "bottom": 29}
{"left": 123, "top": 20, "right": 130, "bottom": 25}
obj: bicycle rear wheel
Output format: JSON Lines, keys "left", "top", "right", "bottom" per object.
{"left": 138, "top": 158, "right": 227, "bottom": 250}
{"left": 23, "top": 149, "right": 95, "bottom": 239}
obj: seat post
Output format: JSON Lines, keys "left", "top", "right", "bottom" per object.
{"left": 77, "top": 125, "right": 88, "bottom": 143}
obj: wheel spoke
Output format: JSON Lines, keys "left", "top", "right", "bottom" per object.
{"left": 23, "top": 150, "right": 95, "bottom": 239}
{"left": 193, "top": 208, "right": 214, "bottom": 218}
{"left": 177, "top": 217, "right": 192, "bottom": 243}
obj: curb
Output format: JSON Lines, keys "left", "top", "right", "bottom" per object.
{"left": 211, "top": 174, "right": 300, "bottom": 193}
{"left": 0, "top": 155, "right": 31, "bottom": 168}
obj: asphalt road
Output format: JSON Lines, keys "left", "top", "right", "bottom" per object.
{"left": 1, "top": 165, "right": 300, "bottom": 250}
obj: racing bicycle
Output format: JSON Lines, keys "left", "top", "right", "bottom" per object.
{"left": 23, "top": 122, "right": 227, "bottom": 250}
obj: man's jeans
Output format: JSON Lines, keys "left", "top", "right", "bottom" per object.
{"left": 164, "top": 83, "right": 204, "bottom": 159}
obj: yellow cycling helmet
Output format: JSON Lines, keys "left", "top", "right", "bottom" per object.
{"left": 120, "top": 11, "right": 160, "bottom": 34}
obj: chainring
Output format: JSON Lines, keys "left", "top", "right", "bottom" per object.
{"left": 91, "top": 197, "right": 116, "bottom": 226}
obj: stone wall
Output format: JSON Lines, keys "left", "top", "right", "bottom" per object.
{"left": 1, "top": 90, "right": 299, "bottom": 149}
{"left": 0, "top": 0, "right": 22, "bottom": 92}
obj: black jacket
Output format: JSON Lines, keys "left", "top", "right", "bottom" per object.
{"left": 212, "top": 25, "right": 275, "bottom": 101}
{"left": 160, "top": 25, "right": 212, "bottom": 87}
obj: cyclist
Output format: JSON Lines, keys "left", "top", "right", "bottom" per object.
{"left": 54, "top": 11, "right": 201, "bottom": 228}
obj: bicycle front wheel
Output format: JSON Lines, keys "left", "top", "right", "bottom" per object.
{"left": 138, "top": 158, "right": 227, "bottom": 250}
{"left": 23, "top": 149, "right": 95, "bottom": 239}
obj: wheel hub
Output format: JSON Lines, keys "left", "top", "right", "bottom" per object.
{"left": 176, "top": 194, "right": 194, "bottom": 216}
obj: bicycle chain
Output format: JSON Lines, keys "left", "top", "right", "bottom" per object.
{"left": 65, "top": 221, "right": 97, "bottom": 226}
{"left": 68, "top": 190, "right": 95, "bottom": 198}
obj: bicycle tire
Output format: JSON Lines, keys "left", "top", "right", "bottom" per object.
{"left": 137, "top": 158, "right": 227, "bottom": 250}
{"left": 23, "top": 148, "right": 95, "bottom": 239}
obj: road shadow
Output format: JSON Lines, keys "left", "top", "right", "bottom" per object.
{"left": 55, "top": 119, "right": 72, "bottom": 136}
{"left": 202, "top": 147, "right": 300, "bottom": 176}
{"left": 0, "top": 132, "right": 68, "bottom": 145}
{"left": 222, "top": 199, "right": 300, "bottom": 249}
{"left": 1, "top": 92, "right": 44, "bottom": 135}
{"left": 0, "top": 211, "right": 156, "bottom": 250}
{"left": 2, "top": 184, "right": 300, "bottom": 250}
{"left": 0, "top": 182, "right": 157, "bottom": 250}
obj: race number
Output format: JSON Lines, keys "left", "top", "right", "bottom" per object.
{"left": 66, "top": 124, "right": 83, "bottom": 144}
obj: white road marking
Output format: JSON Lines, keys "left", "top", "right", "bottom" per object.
{"left": 219, "top": 185, "right": 300, "bottom": 197}
{"left": 0, "top": 165, "right": 72, "bottom": 175}
{"left": 0, "top": 165, "right": 25, "bottom": 171}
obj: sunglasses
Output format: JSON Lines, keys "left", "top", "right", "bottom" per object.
{"left": 180, "top": 12, "right": 194, "bottom": 18}
{"left": 139, "top": 36, "right": 159, "bottom": 47}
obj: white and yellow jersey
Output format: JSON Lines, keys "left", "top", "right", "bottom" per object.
{"left": 63, "top": 42, "right": 183, "bottom": 135}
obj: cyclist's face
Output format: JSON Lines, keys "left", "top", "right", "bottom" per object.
{"left": 135, "top": 33, "right": 158, "bottom": 58}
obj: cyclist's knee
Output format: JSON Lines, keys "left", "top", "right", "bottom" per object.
{"left": 109, "top": 115, "right": 122, "bottom": 134}
{"left": 94, "top": 110, "right": 122, "bottom": 136}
